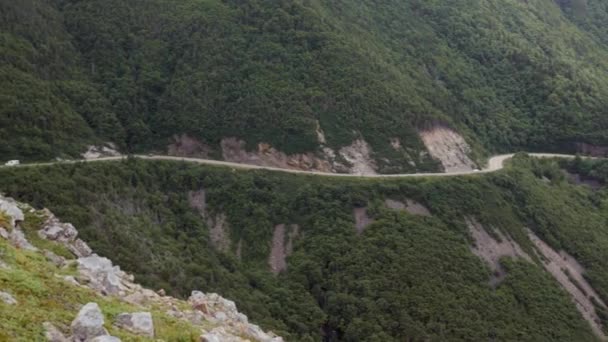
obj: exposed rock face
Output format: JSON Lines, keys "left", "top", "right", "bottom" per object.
{"left": 419, "top": 126, "right": 477, "bottom": 172}
{"left": 115, "top": 312, "right": 154, "bottom": 337}
{"left": 71, "top": 303, "right": 107, "bottom": 341}
{"left": 38, "top": 211, "right": 92, "bottom": 257}
{"left": 9, "top": 228, "right": 37, "bottom": 251}
{"left": 0, "top": 195, "right": 24, "bottom": 227}
{"left": 188, "top": 291, "right": 283, "bottom": 342}
{"left": 82, "top": 144, "right": 121, "bottom": 160}
{"left": 207, "top": 213, "right": 231, "bottom": 252}
{"left": 69, "top": 239, "right": 93, "bottom": 258}
{"left": 528, "top": 229, "right": 608, "bottom": 339}
{"left": 221, "top": 137, "right": 333, "bottom": 172}
{"left": 385, "top": 199, "right": 431, "bottom": 216}
{"left": 188, "top": 190, "right": 207, "bottom": 214}
{"left": 77, "top": 254, "right": 127, "bottom": 295}
{"left": 467, "top": 217, "right": 531, "bottom": 285}
{"left": 575, "top": 142, "right": 608, "bottom": 157}
{"left": 0, "top": 290, "right": 17, "bottom": 305}
{"left": 168, "top": 134, "right": 211, "bottom": 158}
{"left": 187, "top": 190, "right": 232, "bottom": 252}
{"left": 268, "top": 224, "right": 300, "bottom": 274}
{"left": 338, "top": 139, "right": 377, "bottom": 175}
{"left": 353, "top": 207, "right": 374, "bottom": 234}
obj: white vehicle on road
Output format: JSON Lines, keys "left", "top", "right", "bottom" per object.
{"left": 5, "top": 160, "right": 20, "bottom": 166}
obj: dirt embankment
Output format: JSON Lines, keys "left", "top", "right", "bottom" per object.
{"left": 419, "top": 127, "right": 477, "bottom": 172}
{"left": 221, "top": 138, "right": 335, "bottom": 172}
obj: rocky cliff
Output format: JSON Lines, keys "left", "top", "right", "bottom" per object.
{"left": 0, "top": 194, "right": 283, "bottom": 342}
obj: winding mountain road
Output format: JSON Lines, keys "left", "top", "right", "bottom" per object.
{"left": 3, "top": 153, "right": 585, "bottom": 178}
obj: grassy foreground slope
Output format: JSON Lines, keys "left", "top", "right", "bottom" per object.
{"left": 0, "top": 210, "right": 203, "bottom": 341}
{"left": 4, "top": 0, "right": 608, "bottom": 167}
{"left": 1, "top": 155, "right": 608, "bottom": 340}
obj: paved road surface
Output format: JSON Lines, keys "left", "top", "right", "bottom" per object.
{"left": 1, "top": 153, "right": 585, "bottom": 178}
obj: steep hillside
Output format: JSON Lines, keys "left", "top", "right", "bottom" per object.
{"left": 3, "top": 155, "right": 608, "bottom": 340}
{"left": 4, "top": 0, "right": 608, "bottom": 172}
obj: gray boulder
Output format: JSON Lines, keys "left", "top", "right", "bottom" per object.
{"left": 0, "top": 291, "right": 17, "bottom": 305}
{"left": 77, "top": 255, "right": 125, "bottom": 295}
{"left": 69, "top": 239, "right": 93, "bottom": 258}
{"left": 115, "top": 312, "right": 154, "bottom": 337}
{"left": 39, "top": 220, "right": 78, "bottom": 243}
{"left": 71, "top": 303, "right": 107, "bottom": 341}
{"left": 0, "top": 196, "right": 24, "bottom": 227}
{"left": 9, "top": 229, "right": 37, "bottom": 251}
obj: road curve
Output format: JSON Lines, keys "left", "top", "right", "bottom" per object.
{"left": 2, "top": 153, "right": 587, "bottom": 178}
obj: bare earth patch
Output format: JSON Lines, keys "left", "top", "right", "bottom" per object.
{"left": 385, "top": 199, "right": 431, "bottom": 216}
{"left": 466, "top": 218, "right": 532, "bottom": 286}
{"left": 221, "top": 137, "right": 333, "bottom": 172}
{"left": 187, "top": 190, "right": 207, "bottom": 214}
{"left": 338, "top": 139, "right": 377, "bottom": 175}
{"left": 353, "top": 208, "right": 374, "bottom": 234}
{"left": 419, "top": 126, "right": 476, "bottom": 172}
{"left": 268, "top": 224, "right": 300, "bottom": 274}
{"left": 528, "top": 230, "right": 607, "bottom": 339}
{"left": 168, "top": 134, "right": 211, "bottom": 158}
{"left": 187, "top": 189, "right": 231, "bottom": 252}
{"left": 207, "top": 213, "right": 231, "bottom": 252}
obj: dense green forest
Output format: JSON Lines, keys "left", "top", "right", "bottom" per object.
{"left": 1, "top": 155, "right": 608, "bottom": 340}
{"left": 3, "top": 0, "right": 608, "bottom": 168}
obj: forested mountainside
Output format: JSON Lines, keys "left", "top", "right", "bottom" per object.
{"left": 3, "top": 0, "right": 608, "bottom": 172}
{"left": 2, "top": 155, "right": 608, "bottom": 340}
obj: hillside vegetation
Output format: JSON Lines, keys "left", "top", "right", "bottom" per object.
{"left": 3, "top": 0, "right": 608, "bottom": 169}
{"left": 2, "top": 155, "right": 608, "bottom": 340}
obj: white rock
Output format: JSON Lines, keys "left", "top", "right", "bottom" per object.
{"left": 69, "top": 239, "right": 92, "bottom": 258}
{"left": 9, "top": 229, "right": 37, "bottom": 251}
{"left": 71, "top": 302, "right": 107, "bottom": 341}
{"left": 0, "top": 227, "right": 8, "bottom": 239}
{"left": 0, "top": 196, "right": 24, "bottom": 227}
{"left": 101, "top": 272, "right": 121, "bottom": 295}
{"left": 213, "top": 311, "right": 228, "bottom": 322}
{"left": 115, "top": 312, "right": 154, "bottom": 337}
{"left": 0, "top": 291, "right": 17, "bottom": 305}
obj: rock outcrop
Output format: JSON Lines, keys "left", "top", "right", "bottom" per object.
{"left": 39, "top": 210, "right": 93, "bottom": 258}
{"left": 419, "top": 126, "right": 477, "bottom": 172}
{"left": 82, "top": 144, "right": 121, "bottom": 160}
{"left": 0, "top": 194, "right": 283, "bottom": 342}
{"left": 71, "top": 303, "right": 108, "bottom": 341}
{"left": 115, "top": 312, "right": 154, "bottom": 337}
{"left": 0, "top": 196, "right": 24, "bottom": 227}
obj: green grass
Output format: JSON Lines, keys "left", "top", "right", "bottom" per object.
{"left": 0, "top": 211, "right": 206, "bottom": 341}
